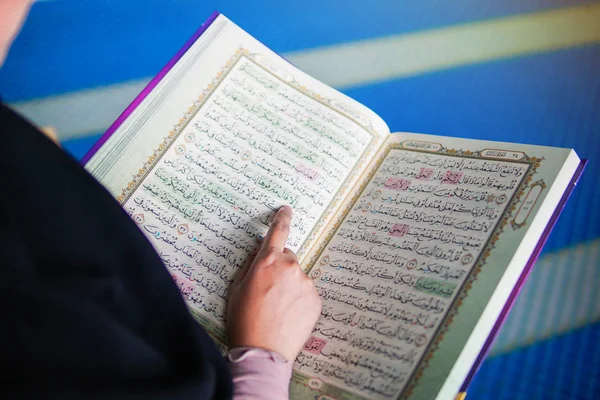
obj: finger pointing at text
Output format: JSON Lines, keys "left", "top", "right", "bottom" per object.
{"left": 260, "top": 205, "right": 292, "bottom": 253}
{"left": 227, "top": 206, "right": 322, "bottom": 361}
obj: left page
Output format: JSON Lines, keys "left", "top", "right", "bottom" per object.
{"left": 84, "top": 14, "right": 389, "bottom": 344}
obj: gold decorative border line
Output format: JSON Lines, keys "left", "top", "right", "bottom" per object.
{"left": 115, "top": 49, "right": 248, "bottom": 205}
{"left": 302, "top": 142, "right": 542, "bottom": 400}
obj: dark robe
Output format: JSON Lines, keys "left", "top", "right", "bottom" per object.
{"left": 0, "top": 103, "right": 232, "bottom": 399}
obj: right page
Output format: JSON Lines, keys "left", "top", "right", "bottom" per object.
{"left": 292, "top": 132, "right": 581, "bottom": 400}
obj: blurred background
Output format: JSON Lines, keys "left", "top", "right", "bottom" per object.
{"left": 1, "top": 0, "right": 598, "bottom": 398}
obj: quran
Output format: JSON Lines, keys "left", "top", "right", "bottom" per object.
{"left": 83, "top": 12, "right": 586, "bottom": 400}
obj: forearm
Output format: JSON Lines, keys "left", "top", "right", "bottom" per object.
{"left": 227, "top": 348, "right": 293, "bottom": 400}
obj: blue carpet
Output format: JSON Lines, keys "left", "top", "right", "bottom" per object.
{"left": 470, "top": 321, "right": 600, "bottom": 399}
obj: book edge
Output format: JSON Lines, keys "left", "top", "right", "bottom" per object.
{"left": 80, "top": 10, "right": 221, "bottom": 165}
{"left": 458, "top": 157, "right": 588, "bottom": 393}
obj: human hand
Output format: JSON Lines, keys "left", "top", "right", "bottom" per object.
{"left": 226, "top": 206, "right": 322, "bottom": 361}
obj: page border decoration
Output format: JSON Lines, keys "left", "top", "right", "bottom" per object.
{"left": 302, "top": 140, "right": 542, "bottom": 400}
{"left": 511, "top": 179, "right": 546, "bottom": 230}
{"left": 115, "top": 48, "right": 381, "bottom": 264}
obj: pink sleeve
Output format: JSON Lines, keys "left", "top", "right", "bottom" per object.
{"left": 227, "top": 347, "right": 293, "bottom": 400}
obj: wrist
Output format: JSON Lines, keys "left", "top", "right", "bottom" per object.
{"left": 228, "top": 347, "right": 290, "bottom": 363}
{"left": 227, "top": 335, "right": 294, "bottom": 361}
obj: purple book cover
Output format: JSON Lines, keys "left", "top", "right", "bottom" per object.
{"left": 459, "top": 158, "right": 588, "bottom": 393}
{"left": 81, "top": 11, "right": 220, "bottom": 165}
{"left": 79, "top": 9, "right": 588, "bottom": 397}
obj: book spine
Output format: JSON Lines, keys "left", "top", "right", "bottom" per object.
{"left": 459, "top": 158, "right": 588, "bottom": 393}
{"left": 81, "top": 10, "right": 221, "bottom": 165}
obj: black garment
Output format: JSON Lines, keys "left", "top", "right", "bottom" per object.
{"left": 0, "top": 103, "right": 232, "bottom": 399}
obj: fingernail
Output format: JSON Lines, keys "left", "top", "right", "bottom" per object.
{"left": 279, "top": 205, "right": 292, "bottom": 214}
{"left": 256, "top": 234, "right": 264, "bottom": 241}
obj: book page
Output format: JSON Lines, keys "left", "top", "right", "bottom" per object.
{"left": 85, "top": 15, "right": 389, "bottom": 342}
{"left": 292, "top": 133, "right": 579, "bottom": 400}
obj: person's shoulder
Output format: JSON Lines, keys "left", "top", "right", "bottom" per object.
{"left": 0, "top": 101, "right": 45, "bottom": 148}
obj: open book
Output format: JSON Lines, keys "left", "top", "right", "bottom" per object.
{"left": 83, "top": 12, "right": 586, "bottom": 400}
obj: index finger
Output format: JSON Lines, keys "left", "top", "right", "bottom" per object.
{"left": 262, "top": 206, "right": 293, "bottom": 252}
